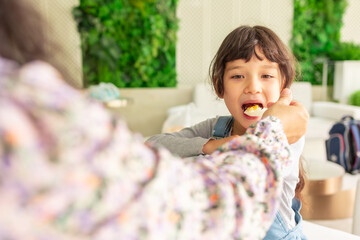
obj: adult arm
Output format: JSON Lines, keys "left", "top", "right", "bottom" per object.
{"left": 0, "top": 60, "right": 293, "bottom": 240}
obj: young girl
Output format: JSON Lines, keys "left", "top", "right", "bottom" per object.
{"left": 147, "top": 25, "right": 307, "bottom": 239}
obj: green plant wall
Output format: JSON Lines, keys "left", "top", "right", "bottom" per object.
{"left": 73, "top": 0, "right": 179, "bottom": 88}
{"left": 291, "top": 0, "right": 348, "bottom": 84}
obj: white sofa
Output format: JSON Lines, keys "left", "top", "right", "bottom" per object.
{"left": 161, "top": 82, "right": 360, "bottom": 238}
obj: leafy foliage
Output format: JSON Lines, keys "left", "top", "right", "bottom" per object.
{"left": 328, "top": 42, "right": 360, "bottom": 60}
{"left": 291, "top": 0, "right": 349, "bottom": 84}
{"left": 349, "top": 90, "right": 360, "bottom": 106}
{"left": 73, "top": 0, "right": 179, "bottom": 87}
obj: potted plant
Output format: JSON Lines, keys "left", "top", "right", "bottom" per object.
{"left": 349, "top": 89, "right": 360, "bottom": 107}
{"left": 330, "top": 42, "right": 360, "bottom": 104}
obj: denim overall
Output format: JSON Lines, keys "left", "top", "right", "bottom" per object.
{"left": 263, "top": 198, "right": 307, "bottom": 240}
{"left": 213, "top": 117, "right": 307, "bottom": 240}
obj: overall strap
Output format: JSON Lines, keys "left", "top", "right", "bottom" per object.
{"left": 212, "top": 116, "right": 234, "bottom": 138}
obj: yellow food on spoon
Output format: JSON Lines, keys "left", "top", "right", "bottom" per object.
{"left": 244, "top": 104, "right": 267, "bottom": 117}
{"left": 248, "top": 105, "right": 259, "bottom": 111}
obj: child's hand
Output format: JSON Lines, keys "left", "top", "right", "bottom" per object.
{"left": 263, "top": 88, "right": 309, "bottom": 144}
{"left": 202, "top": 135, "right": 239, "bottom": 155}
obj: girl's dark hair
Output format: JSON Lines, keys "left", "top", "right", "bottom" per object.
{"left": 209, "top": 25, "right": 298, "bottom": 97}
{"left": 295, "top": 156, "right": 306, "bottom": 202}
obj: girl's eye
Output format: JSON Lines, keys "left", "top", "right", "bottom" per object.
{"left": 262, "top": 74, "right": 273, "bottom": 79}
{"left": 231, "top": 74, "right": 244, "bottom": 79}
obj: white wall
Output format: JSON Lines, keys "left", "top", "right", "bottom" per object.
{"left": 29, "top": 0, "right": 82, "bottom": 88}
{"left": 176, "top": 0, "right": 360, "bottom": 88}
{"left": 28, "top": 0, "right": 359, "bottom": 89}
{"left": 176, "top": 0, "right": 294, "bottom": 88}
{"left": 341, "top": 0, "right": 360, "bottom": 44}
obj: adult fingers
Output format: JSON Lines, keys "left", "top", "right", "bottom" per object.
{"left": 276, "top": 88, "right": 293, "bottom": 105}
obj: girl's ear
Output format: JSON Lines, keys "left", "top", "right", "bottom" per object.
{"left": 214, "top": 79, "right": 224, "bottom": 99}
{"left": 216, "top": 91, "right": 224, "bottom": 99}
{"left": 280, "top": 76, "right": 286, "bottom": 90}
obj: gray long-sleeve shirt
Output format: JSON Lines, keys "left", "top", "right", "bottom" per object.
{"left": 146, "top": 116, "right": 221, "bottom": 157}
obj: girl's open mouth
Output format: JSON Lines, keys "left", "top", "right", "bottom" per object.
{"left": 242, "top": 103, "right": 267, "bottom": 117}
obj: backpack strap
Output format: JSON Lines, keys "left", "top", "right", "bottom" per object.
{"left": 212, "top": 116, "right": 234, "bottom": 139}
{"left": 350, "top": 122, "right": 360, "bottom": 173}
{"left": 341, "top": 115, "right": 354, "bottom": 121}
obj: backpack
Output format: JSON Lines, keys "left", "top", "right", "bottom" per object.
{"left": 325, "top": 116, "right": 360, "bottom": 174}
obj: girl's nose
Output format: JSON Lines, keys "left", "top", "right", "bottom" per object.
{"left": 244, "top": 78, "right": 262, "bottom": 94}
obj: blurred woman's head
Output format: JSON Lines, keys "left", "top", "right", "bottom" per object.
{"left": 0, "top": 0, "right": 71, "bottom": 85}
{"left": 0, "top": 0, "right": 49, "bottom": 64}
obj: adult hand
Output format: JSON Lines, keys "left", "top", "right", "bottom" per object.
{"left": 262, "top": 88, "right": 309, "bottom": 144}
{"left": 202, "top": 135, "right": 239, "bottom": 155}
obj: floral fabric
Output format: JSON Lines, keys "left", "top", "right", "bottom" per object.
{"left": 0, "top": 57, "right": 290, "bottom": 240}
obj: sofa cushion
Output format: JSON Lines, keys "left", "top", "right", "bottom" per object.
{"left": 291, "top": 82, "right": 312, "bottom": 114}
{"left": 193, "top": 83, "right": 230, "bottom": 116}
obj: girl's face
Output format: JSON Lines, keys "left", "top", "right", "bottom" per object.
{"left": 220, "top": 47, "right": 282, "bottom": 135}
